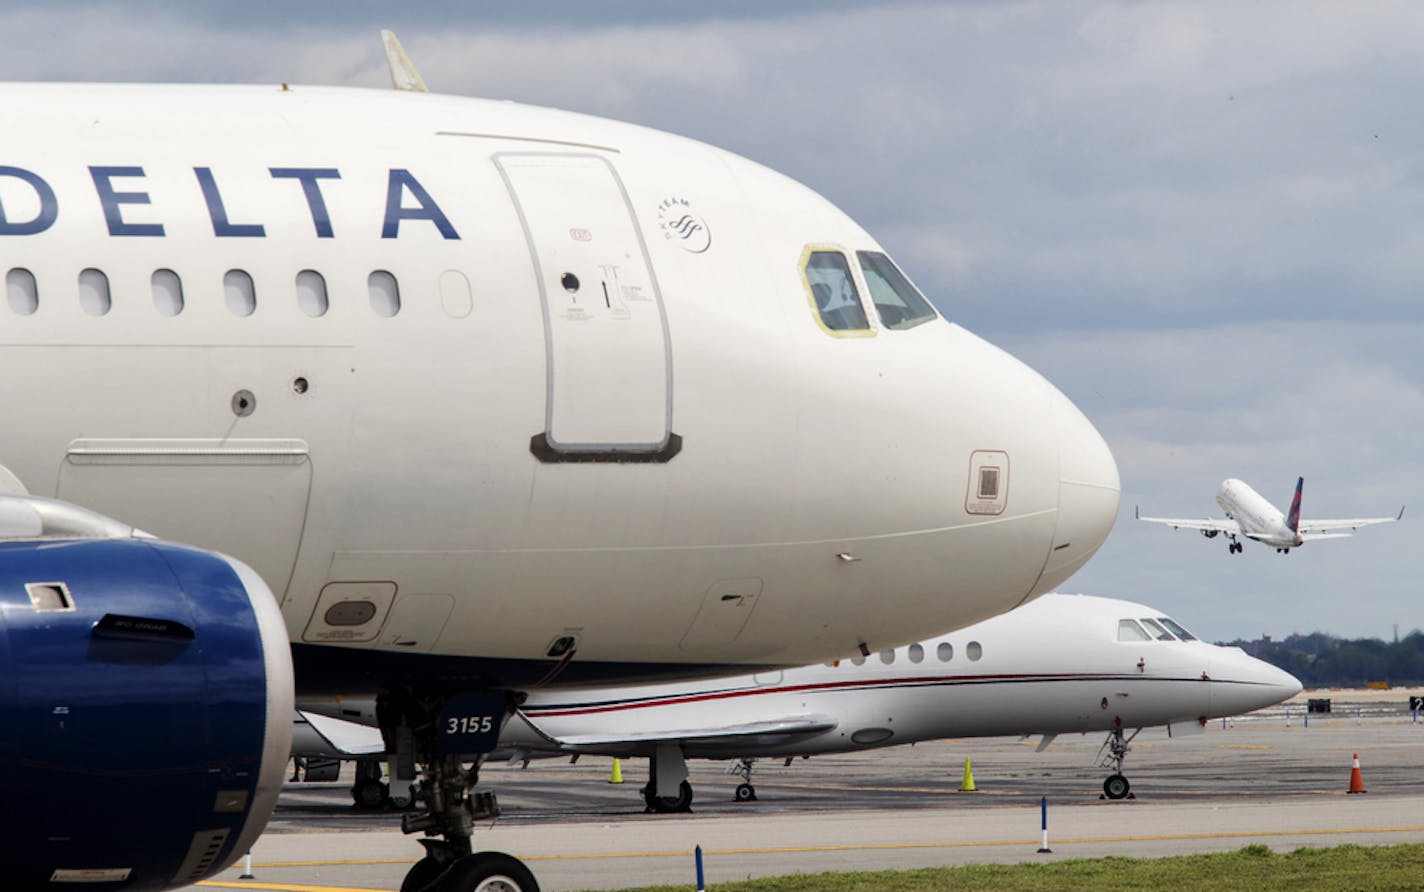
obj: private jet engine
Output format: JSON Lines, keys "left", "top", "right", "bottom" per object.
{"left": 0, "top": 497, "right": 292, "bottom": 891}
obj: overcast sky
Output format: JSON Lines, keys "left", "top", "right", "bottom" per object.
{"left": 2, "top": 1, "right": 1416, "bottom": 641}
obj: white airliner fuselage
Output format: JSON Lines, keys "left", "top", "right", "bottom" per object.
{"left": 1139, "top": 477, "right": 1400, "bottom": 554}
{"left": 0, "top": 75, "right": 1121, "bottom": 890}
{"left": 0, "top": 83, "right": 1119, "bottom": 689}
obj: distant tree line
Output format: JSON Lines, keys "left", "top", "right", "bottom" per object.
{"left": 1222, "top": 631, "right": 1424, "bottom": 688}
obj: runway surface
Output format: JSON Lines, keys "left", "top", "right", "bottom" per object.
{"left": 201, "top": 695, "right": 1424, "bottom": 891}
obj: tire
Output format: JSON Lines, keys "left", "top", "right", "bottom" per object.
{"left": 352, "top": 778, "right": 388, "bottom": 810}
{"left": 1103, "top": 774, "right": 1130, "bottom": 800}
{"left": 643, "top": 780, "right": 694, "bottom": 813}
{"left": 400, "top": 856, "right": 447, "bottom": 892}
{"left": 438, "top": 851, "right": 540, "bottom": 892}
{"left": 734, "top": 783, "right": 756, "bottom": 802}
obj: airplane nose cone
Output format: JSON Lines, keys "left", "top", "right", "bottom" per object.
{"left": 1209, "top": 649, "right": 1302, "bottom": 715}
{"left": 1034, "top": 390, "right": 1121, "bottom": 593}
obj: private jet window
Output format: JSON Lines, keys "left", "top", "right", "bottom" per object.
{"left": 151, "top": 269, "right": 184, "bottom": 316}
{"left": 1157, "top": 617, "right": 1197, "bottom": 641}
{"left": 850, "top": 653, "right": 866, "bottom": 666}
{"left": 369, "top": 270, "right": 401, "bottom": 317}
{"left": 857, "top": 251, "right": 937, "bottom": 330}
{"left": 78, "top": 268, "right": 111, "bottom": 316}
{"left": 803, "top": 250, "right": 870, "bottom": 333}
{"left": 1139, "top": 618, "right": 1176, "bottom": 641}
{"left": 6, "top": 268, "right": 37, "bottom": 315}
{"left": 1117, "top": 619, "right": 1151, "bottom": 642}
{"left": 937, "top": 642, "right": 953, "bottom": 662}
{"left": 296, "top": 270, "right": 329, "bottom": 317}
{"left": 879, "top": 649, "right": 895, "bottom": 665}
{"left": 224, "top": 269, "right": 256, "bottom": 317}
{"left": 908, "top": 643, "right": 924, "bottom": 664}
{"left": 966, "top": 641, "right": 983, "bottom": 661}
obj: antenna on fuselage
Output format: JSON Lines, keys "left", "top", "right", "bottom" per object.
{"left": 381, "top": 30, "right": 429, "bottom": 93}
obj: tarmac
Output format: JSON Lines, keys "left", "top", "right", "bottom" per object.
{"left": 199, "top": 692, "right": 1424, "bottom": 891}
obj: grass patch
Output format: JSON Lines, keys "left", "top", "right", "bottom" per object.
{"left": 592, "top": 842, "right": 1424, "bottom": 891}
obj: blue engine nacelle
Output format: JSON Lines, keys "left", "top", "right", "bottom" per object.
{"left": 0, "top": 537, "right": 293, "bottom": 890}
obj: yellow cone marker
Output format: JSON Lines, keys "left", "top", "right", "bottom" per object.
{"left": 959, "top": 757, "right": 977, "bottom": 792}
{"left": 609, "top": 757, "right": 624, "bottom": 784}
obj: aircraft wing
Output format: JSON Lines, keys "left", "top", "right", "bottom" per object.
{"left": 1135, "top": 509, "right": 1240, "bottom": 536}
{"left": 1299, "top": 510, "right": 1403, "bottom": 537}
{"left": 536, "top": 715, "right": 838, "bottom": 752}
{"left": 298, "top": 710, "right": 386, "bottom": 757}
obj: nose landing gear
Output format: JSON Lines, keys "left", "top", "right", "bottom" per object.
{"left": 379, "top": 692, "right": 542, "bottom": 892}
{"left": 1097, "top": 726, "right": 1140, "bottom": 800}
{"left": 729, "top": 757, "right": 758, "bottom": 802}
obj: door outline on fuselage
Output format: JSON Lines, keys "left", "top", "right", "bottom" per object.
{"left": 493, "top": 152, "right": 681, "bottom": 463}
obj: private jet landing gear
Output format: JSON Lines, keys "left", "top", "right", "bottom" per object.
{"left": 378, "top": 692, "right": 541, "bottom": 892}
{"left": 352, "top": 758, "right": 389, "bottom": 809}
{"left": 729, "top": 757, "right": 758, "bottom": 802}
{"left": 1098, "top": 726, "right": 1140, "bottom": 801}
{"left": 641, "top": 743, "right": 693, "bottom": 813}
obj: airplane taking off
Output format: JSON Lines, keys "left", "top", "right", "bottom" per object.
{"left": 1138, "top": 477, "right": 1402, "bottom": 554}
{"left": 0, "top": 36, "right": 1118, "bottom": 892}
{"left": 301, "top": 594, "right": 1300, "bottom": 808}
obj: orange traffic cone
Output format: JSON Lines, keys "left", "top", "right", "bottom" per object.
{"left": 1347, "top": 753, "right": 1367, "bottom": 794}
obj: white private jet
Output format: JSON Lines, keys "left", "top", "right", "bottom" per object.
{"left": 1138, "top": 477, "right": 1402, "bottom": 554}
{"left": 300, "top": 594, "right": 1300, "bottom": 808}
{"left": 0, "top": 34, "right": 1118, "bottom": 892}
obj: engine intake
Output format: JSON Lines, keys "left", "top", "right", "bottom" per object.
{"left": 0, "top": 537, "right": 292, "bottom": 890}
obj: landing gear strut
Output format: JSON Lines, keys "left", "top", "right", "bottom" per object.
{"left": 729, "top": 757, "right": 758, "bottom": 802}
{"left": 1098, "top": 726, "right": 1140, "bottom": 800}
{"left": 378, "top": 692, "right": 541, "bottom": 892}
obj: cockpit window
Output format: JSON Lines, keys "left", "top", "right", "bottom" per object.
{"left": 1117, "top": 619, "right": 1151, "bottom": 642}
{"left": 802, "top": 249, "right": 871, "bottom": 334}
{"left": 1139, "top": 618, "right": 1175, "bottom": 641}
{"left": 857, "top": 251, "right": 938, "bottom": 330}
{"left": 1157, "top": 617, "right": 1197, "bottom": 641}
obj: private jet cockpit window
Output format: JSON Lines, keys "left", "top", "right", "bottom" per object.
{"left": 803, "top": 249, "right": 871, "bottom": 334}
{"left": 857, "top": 251, "right": 938, "bottom": 329}
{"left": 1157, "top": 617, "right": 1197, "bottom": 641}
{"left": 1139, "top": 617, "right": 1176, "bottom": 641}
{"left": 1117, "top": 618, "right": 1151, "bottom": 642}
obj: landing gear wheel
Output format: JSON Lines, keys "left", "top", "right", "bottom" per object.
{"left": 1102, "top": 774, "right": 1131, "bottom": 800}
{"left": 353, "top": 778, "right": 389, "bottom": 810}
{"left": 734, "top": 783, "right": 757, "bottom": 802}
{"left": 439, "top": 851, "right": 540, "bottom": 892}
{"left": 642, "top": 780, "right": 694, "bottom": 813}
{"left": 400, "top": 856, "right": 447, "bottom": 892}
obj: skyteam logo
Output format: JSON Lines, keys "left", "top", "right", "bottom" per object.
{"left": 656, "top": 197, "right": 711, "bottom": 253}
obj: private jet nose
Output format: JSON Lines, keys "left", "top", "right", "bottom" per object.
{"left": 1033, "top": 389, "right": 1121, "bottom": 594}
{"left": 1209, "top": 647, "right": 1303, "bottom": 716}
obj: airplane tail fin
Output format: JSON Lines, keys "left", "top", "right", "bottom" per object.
{"left": 1286, "top": 477, "right": 1304, "bottom": 533}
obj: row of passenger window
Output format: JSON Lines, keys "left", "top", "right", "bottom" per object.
{"left": 831, "top": 639, "right": 985, "bottom": 668}
{"left": 802, "top": 248, "right": 939, "bottom": 335}
{"left": 4, "top": 267, "right": 403, "bottom": 319}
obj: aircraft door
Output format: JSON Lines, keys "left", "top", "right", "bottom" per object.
{"left": 495, "top": 153, "right": 678, "bottom": 461}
